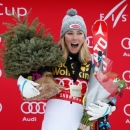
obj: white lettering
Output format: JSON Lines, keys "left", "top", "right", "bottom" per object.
{"left": 113, "top": 5, "right": 127, "bottom": 28}
{"left": 100, "top": 14, "right": 105, "bottom": 20}
{"left": 22, "top": 117, "right": 37, "bottom": 121}
{"left": 98, "top": 37, "right": 107, "bottom": 50}
{"left": 122, "top": 14, "right": 127, "bottom": 22}
{"left": 126, "top": 119, "right": 130, "bottom": 123}
{"left": 0, "top": 3, "right": 27, "bottom": 17}
{"left": 5, "top": 7, "right": 15, "bottom": 16}
{"left": 100, "top": 0, "right": 128, "bottom": 28}
{"left": 93, "top": 37, "right": 107, "bottom": 52}
{"left": 63, "top": 93, "right": 65, "bottom": 98}
{"left": 123, "top": 52, "right": 130, "bottom": 57}
{"left": 17, "top": 7, "right": 27, "bottom": 17}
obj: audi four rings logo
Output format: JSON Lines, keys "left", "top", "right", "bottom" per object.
{"left": 121, "top": 37, "right": 130, "bottom": 50}
{"left": 0, "top": 103, "right": 2, "bottom": 112}
{"left": 21, "top": 102, "right": 46, "bottom": 114}
{"left": 122, "top": 70, "right": 130, "bottom": 83}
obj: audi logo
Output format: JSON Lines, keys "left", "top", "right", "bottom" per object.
{"left": 121, "top": 37, "right": 130, "bottom": 50}
{"left": 124, "top": 104, "right": 130, "bottom": 116}
{"left": 21, "top": 101, "right": 46, "bottom": 114}
{"left": 122, "top": 70, "right": 130, "bottom": 83}
{"left": 55, "top": 78, "right": 87, "bottom": 87}
{"left": 0, "top": 103, "right": 2, "bottom": 112}
{"left": 86, "top": 36, "right": 93, "bottom": 49}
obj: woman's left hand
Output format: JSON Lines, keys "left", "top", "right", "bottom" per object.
{"left": 87, "top": 100, "right": 116, "bottom": 121}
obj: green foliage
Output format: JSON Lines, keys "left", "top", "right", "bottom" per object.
{"left": 0, "top": 9, "right": 63, "bottom": 79}
{"left": 77, "top": 111, "right": 94, "bottom": 130}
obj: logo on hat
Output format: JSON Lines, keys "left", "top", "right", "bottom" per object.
{"left": 70, "top": 24, "right": 81, "bottom": 29}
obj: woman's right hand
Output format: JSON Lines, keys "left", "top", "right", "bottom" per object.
{"left": 17, "top": 75, "right": 40, "bottom": 98}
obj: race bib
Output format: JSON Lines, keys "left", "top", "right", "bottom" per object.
{"left": 70, "top": 85, "right": 82, "bottom": 97}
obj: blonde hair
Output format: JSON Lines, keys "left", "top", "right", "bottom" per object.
{"left": 60, "top": 36, "right": 91, "bottom": 63}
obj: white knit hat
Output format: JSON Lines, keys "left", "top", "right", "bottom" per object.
{"left": 60, "top": 8, "right": 87, "bottom": 37}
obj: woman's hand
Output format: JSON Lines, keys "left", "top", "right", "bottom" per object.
{"left": 17, "top": 75, "right": 40, "bottom": 98}
{"left": 87, "top": 100, "right": 116, "bottom": 121}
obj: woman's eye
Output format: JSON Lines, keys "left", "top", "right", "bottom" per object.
{"left": 78, "top": 33, "right": 82, "bottom": 35}
{"left": 67, "top": 33, "right": 73, "bottom": 35}
{"left": 77, "top": 32, "right": 83, "bottom": 35}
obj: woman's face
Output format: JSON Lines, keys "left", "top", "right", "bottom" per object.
{"left": 64, "top": 30, "right": 85, "bottom": 54}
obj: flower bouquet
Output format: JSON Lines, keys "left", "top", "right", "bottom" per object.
{"left": 77, "top": 20, "right": 127, "bottom": 130}
{"left": 0, "top": 9, "right": 64, "bottom": 100}
{"left": 78, "top": 53, "right": 127, "bottom": 130}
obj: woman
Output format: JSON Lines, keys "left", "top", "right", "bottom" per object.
{"left": 41, "top": 8, "right": 92, "bottom": 130}
{"left": 18, "top": 8, "right": 116, "bottom": 130}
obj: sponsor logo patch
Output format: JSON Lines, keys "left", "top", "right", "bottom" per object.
{"left": 69, "top": 24, "right": 81, "bottom": 29}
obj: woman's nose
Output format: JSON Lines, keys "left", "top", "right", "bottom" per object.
{"left": 72, "top": 34, "right": 78, "bottom": 40}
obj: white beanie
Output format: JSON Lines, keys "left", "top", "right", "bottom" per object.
{"left": 60, "top": 8, "right": 87, "bottom": 38}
